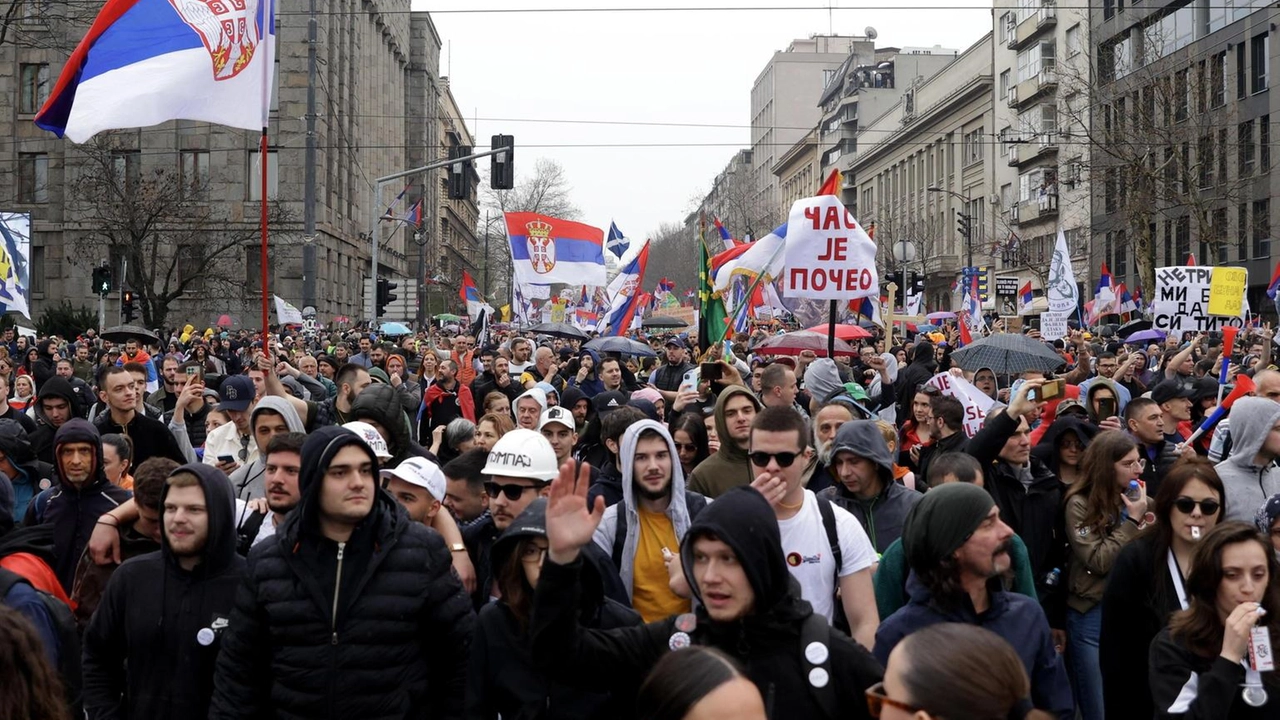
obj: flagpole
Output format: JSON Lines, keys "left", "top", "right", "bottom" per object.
{"left": 258, "top": 0, "right": 274, "bottom": 358}
{"left": 718, "top": 243, "right": 785, "bottom": 345}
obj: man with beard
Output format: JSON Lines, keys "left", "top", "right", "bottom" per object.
{"left": 818, "top": 419, "right": 921, "bottom": 554}
{"left": 873, "top": 482, "right": 1073, "bottom": 718}
{"left": 647, "top": 337, "right": 694, "bottom": 404}
{"left": 687, "top": 386, "right": 760, "bottom": 498}
{"left": 82, "top": 462, "right": 244, "bottom": 719}
{"left": 233, "top": 433, "right": 305, "bottom": 554}
{"left": 508, "top": 337, "right": 534, "bottom": 379}
{"left": 915, "top": 394, "right": 969, "bottom": 486}
{"left": 471, "top": 355, "right": 520, "bottom": 407}
{"left": 312, "top": 363, "right": 372, "bottom": 428}
{"left": 420, "top": 359, "right": 475, "bottom": 441}
{"left": 591, "top": 420, "right": 706, "bottom": 621}
{"left": 805, "top": 400, "right": 855, "bottom": 494}
{"left": 29, "top": 376, "right": 79, "bottom": 466}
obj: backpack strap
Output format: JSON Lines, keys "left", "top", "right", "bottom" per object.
{"left": 237, "top": 509, "right": 268, "bottom": 557}
{"left": 0, "top": 567, "right": 25, "bottom": 600}
{"left": 611, "top": 504, "right": 628, "bottom": 571}
{"left": 816, "top": 495, "right": 843, "bottom": 581}
{"left": 800, "top": 611, "right": 839, "bottom": 719}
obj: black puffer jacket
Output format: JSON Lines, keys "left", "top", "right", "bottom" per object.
{"left": 209, "top": 426, "right": 474, "bottom": 720}
{"left": 351, "top": 383, "right": 430, "bottom": 465}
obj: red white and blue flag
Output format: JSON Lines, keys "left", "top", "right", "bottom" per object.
{"left": 37, "top": 0, "right": 277, "bottom": 143}
{"left": 1267, "top": 261, "right": 1280, "bottom": 299}
{"left": 460, "top": 270, "right": 483, "bottom": 316}
{"left": 657, "top": 278, "right": 674, "bottom": 294}
{"left": 598, "top": 241, "right": 651, "bottom": 336}
{"left": 712, "top": 217, "right": 737, "bottom": 252}
{"left": 405, "top": 199, "right": 422, "bottom": 227}
{"left": 1017, "top": 282, "right": 1034, "bottom": 315}
{"left": 506, "top": 212, "right": 606, "bottom": 287}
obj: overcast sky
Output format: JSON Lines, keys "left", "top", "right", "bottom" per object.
{"left": 420, "top": 0, "right": 991, "bottom": 240}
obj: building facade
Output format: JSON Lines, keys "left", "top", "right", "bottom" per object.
{"left": 2, "top": 2, "right": 470, "bottom": 327}
{"left": 774, "top": 129, "right": 822, "bottom": 215}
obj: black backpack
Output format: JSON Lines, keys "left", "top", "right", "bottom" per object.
{"left": 0, "top": 568, "right": 82, "bottom": 714}
{"left": 610, "top": 491, "right": 708, "bottom": 569}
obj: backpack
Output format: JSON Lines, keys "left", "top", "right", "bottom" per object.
{"left": 236, "top": 508, "right": 269, "bottom": 557}
{"left": 815, "top": 495, "right": 850, "bottom": 634}
{"left": 610, "top": 491, "right": 708, "bottom": 570}
{"left": 0, "top": 568, "right": 82, "bottom": 714}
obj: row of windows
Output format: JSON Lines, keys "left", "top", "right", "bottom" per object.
{"left": 14, "top": 151, "right": 280, "bottom": 205}
{"left": 1101, "top": 199, "right": 1271, "bottom": 282}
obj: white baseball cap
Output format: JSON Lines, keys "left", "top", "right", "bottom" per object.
{"left": 538, "top": 406, "right": 575, "bottom": 432}
{"left": 482, "top": 428, "right": 558, "bottom": 482}
{"left": 380, "top": 457, "right": 447, "bottom": 502}
{"left": 342, "top": 421, "right": 392, "bottom": 460}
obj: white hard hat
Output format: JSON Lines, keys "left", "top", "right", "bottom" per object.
{"left": 380, "top": 457, "right": 446, "bottom": 502}
{"left": 342, "top": 421, "right": 392, "bottom": 460}
{"left": 481, "top": 428, "right": 558, "bottom": 482}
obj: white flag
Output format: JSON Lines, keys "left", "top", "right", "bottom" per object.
{"left": 274, "top": 295, "right": 304, "bottom": 325}
{"left": 1046, "top": 228, "right": 1078, "bottom": 314}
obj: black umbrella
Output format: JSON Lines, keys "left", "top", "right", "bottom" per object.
{"left": 101, "top": 324, "right": 161, "bottom": 345}
{"left": 951, "top": 333, "right": 1065, "bottom": 374}
{"left": 584, "top": 336, "right": 657, "bottom": 358}
{"left": 643, "top": 315, "right": 690, "bottom": 329}
{"left": 1117, "top": 318, "right": 1153, "bottom": 339}
{"left": 526, "top": 322, "right": 589, "bottom": 340}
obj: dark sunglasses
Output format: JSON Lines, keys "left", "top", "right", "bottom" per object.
{"left": 674, "top": 442, "right": 699, "bottom": 452}
{"left": 1174, "top": 497, "right": 1221, "bottom": 516}
{"left": 748, "top": 450, "right": 800, "bottom": 468}
{"left": 484, "top": 481, "right": 537, "bottom": 501}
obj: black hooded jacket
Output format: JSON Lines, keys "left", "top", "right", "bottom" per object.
{"left": 209, "top": 426, "right": 474, "bottom": 720}
{"left": 351, "top": 383, "right": 431, "bottom": 466}
{"left": 24, "top": 419, "right": 131, "bottom": 593}
{"left": 0, "top": 418, "right": 54, "bottom": 530}
{"left": 82, "top": 463, "right": 245, "bottom": 720}
{"left": 468, "top": 499, "right": 641, "bottom": 720}
{"left": 30, "top": 376, "right": 82, "bottom": 465}
{"left": 530, "top": 486, "right": 883, "bottom": 719}
{"left": 894, "top": 343, "right": 937, "bottom": 422}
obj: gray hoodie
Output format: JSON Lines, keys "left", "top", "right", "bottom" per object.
{"left": 592, "top": 419, "right": 695, "bottom": 599}
{"left": 819, "top": 419, "right": 921, "bottom": 553}
{"left": 227, "top": 397, "right": 306, "bottom": 501}
{"left": 1215, "top": 397, "right": 1280, "bottom": 522}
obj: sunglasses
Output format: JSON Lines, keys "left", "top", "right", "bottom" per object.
{"left": 484, "top": 482, "right": 538, "bottom": 501}
{"left": 674, "top": 442, "right": 699, "bottom": 452}
{"left": 748, "top": 450, "right": 800, "bottom": 468}
{"left": 865, "top": 682, "right": 919, "bottom": 718}
{"left": 1174, "top": 497, "right": 1221, "bottom": 516}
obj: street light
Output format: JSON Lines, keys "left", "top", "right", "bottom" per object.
{"left": 927, "top": 186, "right": 974, "bottom": 271}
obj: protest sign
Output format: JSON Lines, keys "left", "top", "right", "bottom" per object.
{"left": 781, "top": 194, "right": 878, "bottom": 301}
{"left": 1207, "top": 267, "right": 1248, "bottom": 317}
{"left": 924, "top": 372, "right": 996, "bottom": 438}
{"left": 1041, "top": 311, "right": 1070, "bottom": 342}
{"left": 1153, "top": 266, "right": 1247, "bottom": 333}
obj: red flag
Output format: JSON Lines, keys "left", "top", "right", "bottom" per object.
{"left": 1186, "top": 254, "right": 1197, "bottom": 266}
{"left": 817, "top": 168, "right": 843, "bottom": 197}
{"left": 958, "top": 317, "right": 972, "bottom": 346}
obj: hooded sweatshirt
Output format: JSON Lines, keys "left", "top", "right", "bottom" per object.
{"left": 593, "top": 420, "right": 699, "bottom": 605}
{"left": 0, "top": 419, "right": 54, "bottom": 526}
{"left": 82, "top": 463, "right": 245, "bottom": 720}
{"left": 225, "top": 397, "right": 306, "bottom": 501}
{"left": 24, "top": 419, "right": 132, "bottom": 593}
{"left": 818, "top": 420, "right": 921, "bottom": 553}
{"left": 571, "top": 349, "right": 606, "bottom": 397}
{"left": 511, "top": 386, "right": 548, "bottom": 428}
{"left": 1215, "top": 396, "right": 1280, "bottom": 522}
{"left": 352, "top": 383, "right": 434, "bottom": 467}
{"left": 531, "top": 486, "right": 884, "bottom": 720}
{"left": 30, "top": 375, "right": 83, "bottom": 465}
{"left": 687, "top": 386, "right": 761, "bottom": 498}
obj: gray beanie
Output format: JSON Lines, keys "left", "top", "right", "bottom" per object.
{"left": 803, "top": 358, "right": 843, "bottom": 403}
{"left": 902, "top": 482, "right": 996, "bottom": 569}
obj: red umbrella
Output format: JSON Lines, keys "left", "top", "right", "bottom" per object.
{"left": 754, "top": 331, "right": 859, "bottom": 357}
{"left": 805, "top": 323, "right": 872, "bottom": 340}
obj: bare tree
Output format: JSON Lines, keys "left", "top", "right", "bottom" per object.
{"left": 0, "top": 1, "right": 99, "bottom": 52}
{"left": 482, "top": 157, "right": 581, "bottom": 220}
{"left": 66, "top": 136, "right": 294, "bottom": 328}
{"left": 643, "top": 221, "right": 699, "bottom": 294}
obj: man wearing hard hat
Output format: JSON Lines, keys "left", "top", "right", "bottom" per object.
{"left": 462, "top": 428, "right": 558, "bottom": 609}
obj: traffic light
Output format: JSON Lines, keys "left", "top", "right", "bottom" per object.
{"left": 121, "top": 290, "right": 136, "bottom": 322}
{"left": 490, "top": 134, "right": 514, "bottom": 190}
{"left": 448, "top": 145, "right": 472, "bottom": 200}
{"left": 92, "top": 266, "right": 113, "bottom": 296}
{"left": 957, "top": 213, "right": 973, "bottom": 242}
{"left": 375, "top": 277, "right": 399, "bottom": 317}
{"left": 911, "top": 272, "right": 925, "bottom": 296}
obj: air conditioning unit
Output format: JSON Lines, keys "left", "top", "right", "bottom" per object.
{"left": 988, "top": 194, "right": 1001, "bottom": 206}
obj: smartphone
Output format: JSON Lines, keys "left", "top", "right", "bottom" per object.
{"left": 185, "top": 366, "right": 198, "bottom": 376}
{"left": 1098, "top": 397, "right": 1117, "bottom": 419}
{"left": 680, "top": 367, "right": 700, "bottom": 393}
{"left": 217, "top": 454, "right": 235, "bottom": 465}
{"left": 1039, "top": 378, "right": 1064, "bottom": 401}
{"left": 700, "top": 362, "right": 723, "bottom": 382}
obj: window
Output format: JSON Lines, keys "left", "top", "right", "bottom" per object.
{"left": 247, "top": 150, "right": 278, "bottom": 200}
{"left": 1263, "top": 116, "right": 1271, "bottom": 171}
{"left": 19, "top": 64, "right": 48, "bottom": 115}
{"left": 111, "top": 151, "right": 140, "bottom": 195}
{"left": 1253, "top": 200, "right": 1270, "bottom": 258}
{"left": 1066, "top": 25, "right": 1081, "bottom": 58}
{"left": 1016, "top": 42, "right": 1056, "bottom": 84}
{"left": 1211, "top": 52, "right": 1226, "bottom": 108}
{"left": 823, "top": 69, "right": 837, "bottom": 88}
{"left": 1105, "top": 168, "right": 1118, "bottom": 213}
{"left": 1237, "top": 42, "right": 1247, "bottom": 99}
{"left": 1218, "top": 128, "right": 1229, "bottom": 182}
{"left": 1018, "top": 167, "right": 1056, "bottom": 204}
{"left": 1252, "top": 33, "right": 1270, "bottom": 93}
{"left": 245, "top": 246, "right": 262, "bottom": 293}
{"left": 1214, "top": 208, "right": 1229, "bottom": 263}
{"left": 1001, "top": 182, "right": 1013, "bottom": 210}
{"left": 1000, "top": 12, "right": 1012, "bottom": 44}
{"left": 180, "top": 151, "right": 210, "bottom": 194}
{"left": 1175, "top": 216, "right": 1191, "bottom": 262}
{"left": 1238, "top": 120, "right": 1255, "bottom": 177}
{"left": 1238, "top": 203, "right": 1249, "bottom": 259}
{"left": 1198, "top": 134, "right": 1214, "bottom": 187}
{"left": 1000, "top": 126, "right": 1012, "bottom": 156}
{"left": 18, "top": 153, "right": 48, "bottom": 203}
{"left": 1000, "top": 70, "right": 1010, "bottom": 99}
{"left": 176, "top": 245, "right": 205, "bottom": 291}
{"left": 962, "top": 128, "right": 983, "bottom": 166}
{"left": 1173, "top": 69, "right": 1189, "bottom": 122}
{"left": 1115, "top": 232, "right": 1128, "bottom": 280}
{"left": 1195, "top": 61, "right": 1207, "bottom": 114}
{"left": 28, "top": 245, "right": 43, "bottom": 294}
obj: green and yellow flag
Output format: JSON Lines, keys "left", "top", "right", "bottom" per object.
{"left": 697, "top": 215, "right": 727, "bottom": 352}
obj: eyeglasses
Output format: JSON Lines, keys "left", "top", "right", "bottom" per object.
{"left": 1174, "top": 497, "right": 1221, "bottom": 516}
{"left": 1120, "top": 458, "right": 1146, "bottom": 470}
{"left": 748, "top": 450, "right": 800, "bottom": 468}
{"left": 865, "top": 682, "right": 919, "bottom": 718}
{"left": 484, "top": 482, "right": 538, "bottom": 501}
{"left": 521, "top": 544, "right": 548, "bottom": 564}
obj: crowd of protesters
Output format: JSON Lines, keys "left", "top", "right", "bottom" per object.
{"left": 0, "top": 317, "right": 1278, "bottom": 719}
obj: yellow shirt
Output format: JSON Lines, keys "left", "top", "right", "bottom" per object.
{"left": 631, "top": 507, "right": 691, "bottom": 623}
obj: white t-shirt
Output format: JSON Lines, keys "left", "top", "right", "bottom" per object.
{"left": 776, "top": 489, "right": 876, "bottom": 623}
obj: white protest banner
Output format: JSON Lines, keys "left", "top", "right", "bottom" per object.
{"left": 924, "top": 372, "right": 996, "bottom": 438}
{"left": 1041, "top": 311, "right": 1070, "bottom": 342}
{"left": 274, "top": 295, "right": 304, "bottom": 325}
{"left": 1152, "top": 266, "right": 1247, "bottom": 334}
{"left": 1046, "top": 228, "right": 1078, "bottom": 314}
{"left": 781, "top": 194, "right": 878, "bottom": 301}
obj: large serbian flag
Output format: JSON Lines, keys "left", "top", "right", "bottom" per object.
{"left": 505, "top": 212, "right": 607, "bottom": 287}
{"left": 36, "top": 0, "right": 277, "bottom": 143}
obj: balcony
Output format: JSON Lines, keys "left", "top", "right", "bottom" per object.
{"left": 1010, "top": 191, "right": 1059, "bottom": 226}
{"left": 1009, "top": 63, "right": 1057, "bottom": 109}
{"left": 1008, "top": 1, "right": 1057, "bottom": 51}
{"left": 1008, "top": 133, "right": 1059, "bottom": 167}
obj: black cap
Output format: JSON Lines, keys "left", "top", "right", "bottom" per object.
{"left": 593, "top": 390, "right": 627, "bottom": 415}
{"left": 1151, "top": 379, "right": 1196, "bottom": 405}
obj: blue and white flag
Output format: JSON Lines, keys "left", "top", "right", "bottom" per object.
{"left": 605, "top": 221, "right": 630, "bottom": 259}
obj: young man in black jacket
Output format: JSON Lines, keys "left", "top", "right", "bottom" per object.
{"left": 532, "top": 466, "right": 884, "bottom": 719}
{"left": 209, "top": 426, "right": 473, "bottom": 720}
{"left": 82, "top": 463, "right": 244, "bottom": 719}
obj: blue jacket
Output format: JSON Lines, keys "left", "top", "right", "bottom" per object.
{"left": 876, "top": 574, "right": 1074, "bottom": 719}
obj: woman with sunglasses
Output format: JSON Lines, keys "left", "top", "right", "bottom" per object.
{"left": 1099, "top": 458, "right": 1226, "bottom": 719}
{"left": 670, "top": 413, "right": 710, "bottom": 478}
{"left": 1062, "top": 430, "right": 1149, "bottom": 720}
{"left": 868, "top": 623, "right": 1053, "bottom": 720}
{"left": 467, "top": 497, "right": 641, "bottom": 720}
{"left": 1149, "top": 522, "right": 1280, "bottom": 717}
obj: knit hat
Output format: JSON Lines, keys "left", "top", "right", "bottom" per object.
{"left": 1255, "top": 494, "right": 1280, "bottom": 536}
{"left": 902, "top": 482, "right": 996, "bottom": 569}
{"left": 803, "top": 358, "right": 843, "bottom": 403}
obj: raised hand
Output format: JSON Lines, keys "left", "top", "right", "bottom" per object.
{"left": 546, "top": 460, "right": 604, "bottom": 565}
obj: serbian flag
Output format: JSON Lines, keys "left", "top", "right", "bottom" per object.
{"left": 712, "top": 217, "right": 737, "bottom": 252}
{"left": 1118, "top": 284, "right": 1137, "bottom": 314}
{"left": 598, "top": 242, "right": 651, "bottom": 336}
{"left": 460, "top": 270, "right": 484, "bottom": 320}
{"left": 405, "top": 199, "right": 422, "bottom": 227}
{"left": 1017, "top": 282, "right": 1034, "bottom": 315}
{"left": 36, "top": 0, "right": 277, "bottom": 143}
{"left": 1267, "top": 260, "right": 1280, "bottom": 299}
{"left": 506, "top": 212, "right": 606, "bottom": 287}
{"left": 817, "top": 168, "right": 843, "bottom": 197}
{"left": 1093, "top": 262, "right": 1116, "bottom": 316}
{"left": 657, "top": 278, "right": 674, "bottom": 295}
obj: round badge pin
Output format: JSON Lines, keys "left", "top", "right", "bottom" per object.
{"left": 668, "top": 631, "right": 691, "bottom": 650}
{"left": 804, "top": 641, "right": 829, "bottom": 665}
{"left": 38, "top": 478, "right": 51, "bottom": 490}
{"left": 674, "top": 613, "right": 697, "bottom": 633}
{"left": 1242, "top": 685, "right": 1268, "bottom": 707}
{"left": 196, "top": 628, "right": 216, "bottom": 646}
{"left": 808, "top": 668, "right": 829, "bottom": 688}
